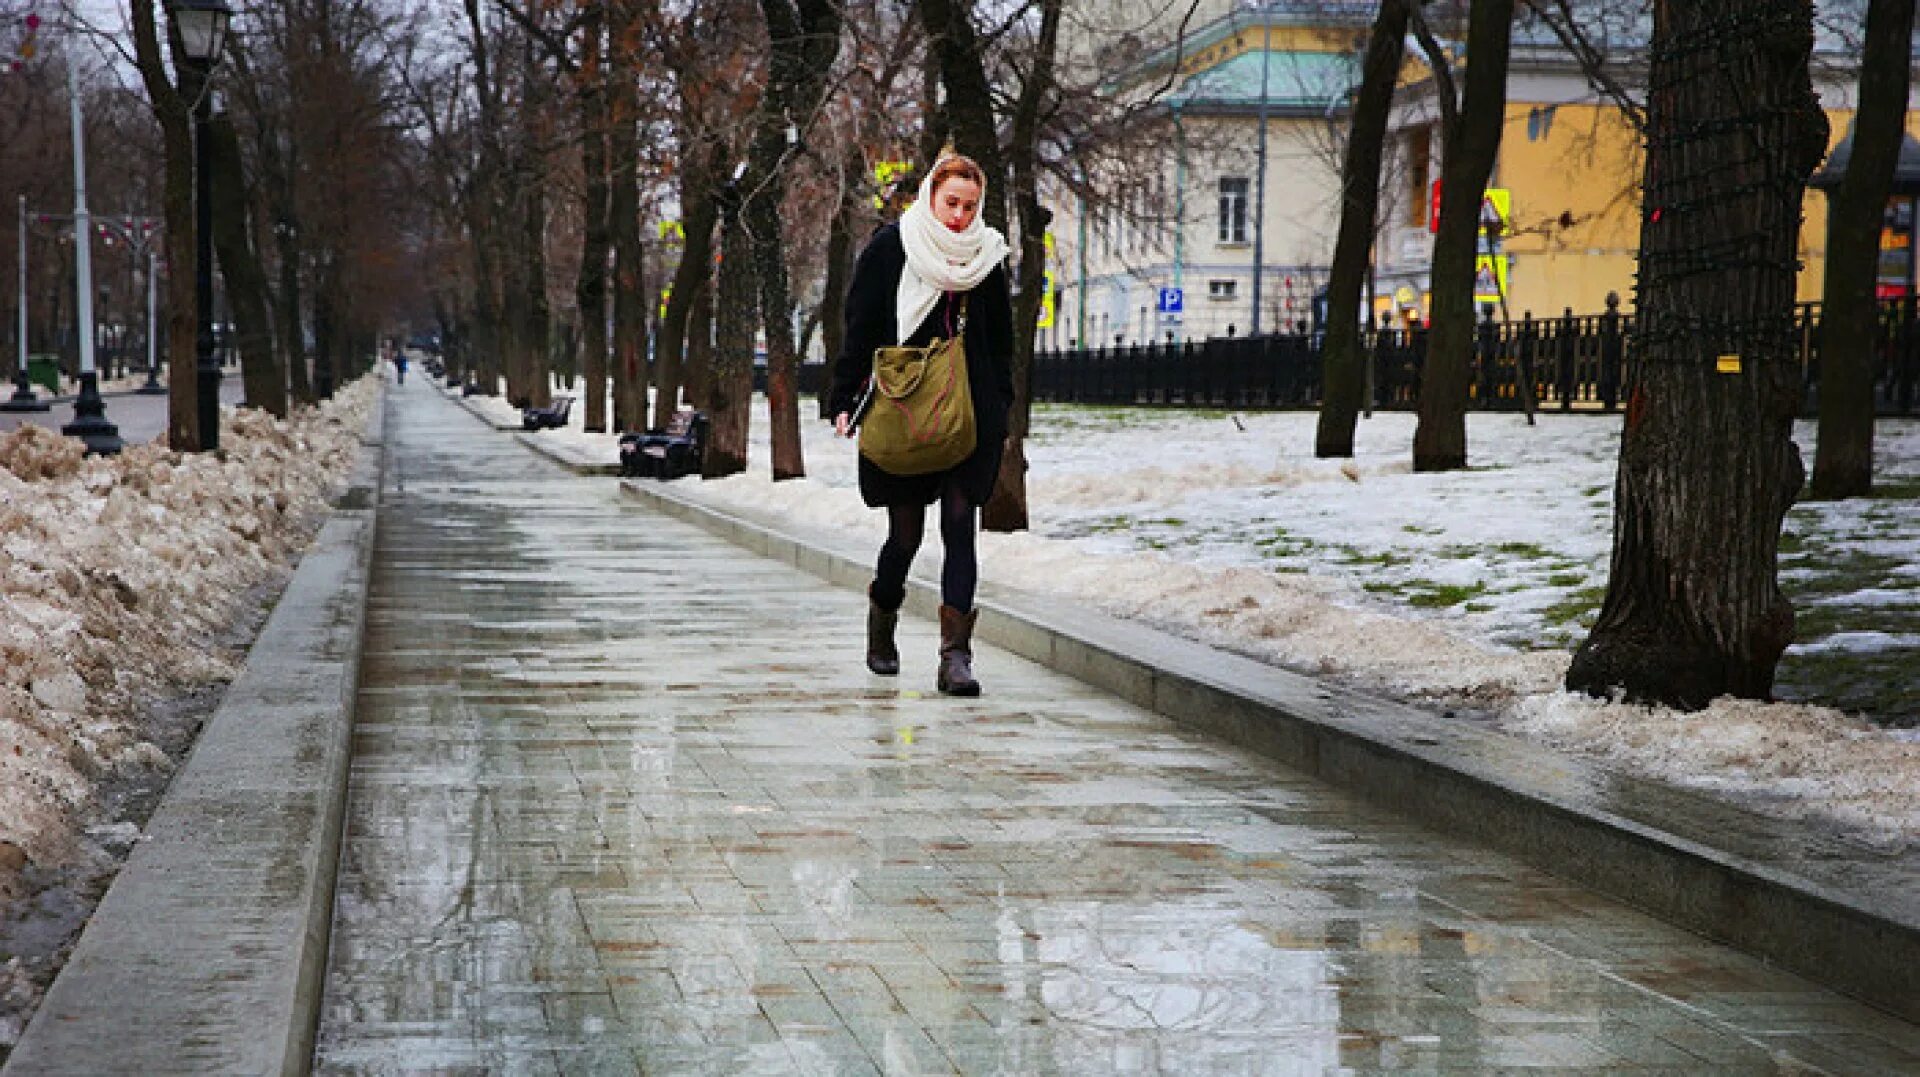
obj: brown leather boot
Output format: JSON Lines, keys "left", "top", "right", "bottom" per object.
{"left": 936, "top": 605, "right": 980, "bottom": 696}
{"left": 866, "top": 587, "right": 900, "bottom": 675}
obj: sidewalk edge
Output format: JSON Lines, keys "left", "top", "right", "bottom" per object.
{"left": 616, "top": 477, "right": 1920, "bottom": 1024}
{"left": 6, "top": 387, "right": 386, "bottom": 1076}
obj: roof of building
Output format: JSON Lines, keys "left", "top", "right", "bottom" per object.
{"left": 1168, "top": 48, "right": 1353, "bottom": 112}
{"left": 1811, "top": 128, "right": 1920, "bottom": 191}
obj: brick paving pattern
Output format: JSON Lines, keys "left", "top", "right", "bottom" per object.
{"left": 314, "top": 384, "right": 1920, "bottom": 1074}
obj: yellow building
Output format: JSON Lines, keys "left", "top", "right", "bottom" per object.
{"left": 1375, "top": 22, "right": 1920, "bottom": 322}
{"left": 1053, "top": 3, "right": 1914, "bottom": 345}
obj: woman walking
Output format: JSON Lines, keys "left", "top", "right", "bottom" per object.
{"left": 829, "top": 154, "right": 1014, "bottom": 696}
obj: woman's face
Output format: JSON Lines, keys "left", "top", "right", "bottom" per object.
{"left": 931, "top": 175, "right": 981, "bottom": 233}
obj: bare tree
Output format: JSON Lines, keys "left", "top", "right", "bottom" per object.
{"left": 1316, "top": 0, "right": 1412, "bottom": 459}
{"left": 1411, "top": 0, "right": 1514, "bottom": 472}
{"left": 1567, "top": 0, "right": 1829, "bottom": 708}
{"left": 1808, "top": 0, "right": 1915, "bottom": 499}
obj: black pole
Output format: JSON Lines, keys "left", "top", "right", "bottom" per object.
{"left": 194, "top": 65, "right": 219, "bottom": 451}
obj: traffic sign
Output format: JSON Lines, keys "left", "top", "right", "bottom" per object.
{"left": 1156, "top": 287, "right": 1184, "bottom": 314}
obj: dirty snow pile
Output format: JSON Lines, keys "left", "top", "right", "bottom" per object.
{"left": 643, "top": 403, "right": 1920, "bottom": 845}
{"left": 0, "top": 380, "right": 374, "bottom": 896}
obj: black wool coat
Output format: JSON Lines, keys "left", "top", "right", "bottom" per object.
{"left": 828, "top": 222, "right": 1015, "bottom": 508}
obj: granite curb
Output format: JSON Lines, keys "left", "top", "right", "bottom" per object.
{"left": 5, "top": 388, "right": 387, "bottom": 1075}
{"left": 437, "top": 380, "right": 522, "bottom": 430}
{"left": 612, "top": 475, "right": 1920, "bottom": 1025}
{"left": 514, "top": 430, "right": 620, "bottom": 474}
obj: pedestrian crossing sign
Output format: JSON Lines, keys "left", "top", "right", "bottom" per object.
{"left": 1474, "top": 255, "right": 1509, "bottom": 304}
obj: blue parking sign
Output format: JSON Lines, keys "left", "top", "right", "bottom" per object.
{"left": 1157, "top": 287, "right": 1184, "bottom": 314}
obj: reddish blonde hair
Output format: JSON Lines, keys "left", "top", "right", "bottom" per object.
{"left": 926, "top": 154, "right": 986, "bottom": 197}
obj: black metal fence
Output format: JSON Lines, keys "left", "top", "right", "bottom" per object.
{"left": 1033, "top": 297, "right": 1920, "bottom": 417}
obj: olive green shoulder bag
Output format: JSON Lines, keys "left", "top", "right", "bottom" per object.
{"left": 854, "top": 298, "right": 976, "bottom": 476}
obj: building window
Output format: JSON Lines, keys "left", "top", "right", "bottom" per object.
{"left": 1208, "top": 279, "right": 1237, "bottom": 300}
{"left": 1527, "top": 105, "right": 1558, "bottom": 142}
{"left": 1408, "top": 128, "right": 1431, "bottom": 229}
{"left": 1218, "top": 177, "right": 1249, "bottom": 244}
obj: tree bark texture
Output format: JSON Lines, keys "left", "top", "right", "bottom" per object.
{"left": 982, "top": 0, "right": 1063, "bottom": 533}
{"left": 685, "top": 266, "right": 716, "bottom": 412}
{"left": 917, "top": 0, "right": 1010, "bottom": 233}
{"left": 1412, "top": 0, "right": 1513, "bottom": 472}
{"left": 1809, "top": 0, "right": 1915, "bottom": 499}
{"left": 656, "top": 143, "right": 719, "bottom": 429}
{"left": 1315, "top": 0, "right": 1409, "bottom": 459}
{"left": 576, "top": 6, "right": 612, "bottom": 431}
{"left": 818, "top": 158, "right": 860, "bottom": 421}
{"left": 279, "top": 239, "right": 311, "bottom": 404}
{"left": 525, "top": 161, "right": 554, "bottom": 409}
{"left": 705, "top": 191, "right": 754, "bottom": 477}
{"left": 130, "top": 0, "right": 202, "bottom": 449}
{"left": 1567, "top": 0, "right": 1829, "bottom": 709}
{"left": 746, "top": 0, "right": 842, "bottom": 480}
{"left": 608, "top": 2, "right": 646, "bottom": 430}
{"left": 208, "top": 111, "right": 287, "bottom": 418}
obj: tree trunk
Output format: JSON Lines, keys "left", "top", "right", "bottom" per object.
{"left": 130, "top": 0, "right": 202, "bottom": 449}
{"left": 982, "top": 0, "right": 1062, "bottom": 533}
{"left": 746, "top": 0, "right": 842, "bottom": 481}
{"left": 207, "top": 111, "right": 287, "bottom": 418}
{"left": 576, "top": 6, "right": 611, "bottom": 431}
{"left": 656, "top": 147, "right": 718, "bottom": 429}
{"left": 312, "top": 258, "right": 338, "bottom": 399}
{"left": 1567, "top": 0, "right": 1829, "bottom": 710}
{"left": 705, "top": 188, "right": 754, "bottom": 477}
{"left": 917, "top": 0, "right": 1009, "bottom": 233}
{"left": 685, "top": 260, "right": 715, "bottom": 411}
{"left": 819, "top": 160, "right": 860, "bottom": 420}
{"left": 608, "top": 3, "right": 646, "bottom": 430}
{"left": 1412, "top": 0, "right": 1512, "bottom": 472}
{"left": 1316, "top": 0, "right": 1408, "bottom": 459}
{"left": 276, "top": 220, "right": 311, "bottom": 405}
{"left": 1809, "top": 0, "right": 1914, "bottom": 499}
{"left": 524, "top": 152, "right": 553, "bottom": 410}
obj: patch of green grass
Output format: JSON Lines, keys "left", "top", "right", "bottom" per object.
{"left": 1362, "top": 581, "right": 1398, "bottom": 594}
{"left": 1342, "top": 548, "right": 1412, "bottom": 568}
{"left": 1493, "top": 541, "right": 1555, "bottom": 559}
{"left": 1542, "top": 584, "right": 1609, "bottom": 627}
{"left": 1581, "top": 484, "right": 1607, "bottom": 499}
{"left": 1871, "top": 477, "right": 1920, "bottom": 501}
{"left": 1546, "top": 572, "right": 1587, "bottom": 588}
{"left": 1433, "top": 545, "right": 1481, "bottom": 560}
{"left": 1401, "top": 524, "right": 1441, "bottom": 536}
{"left": 1463, "top": 601, "right": 1495, "bottom": 613}
{"left": 1405, "top": 581, "right": 1491, "bottom": 608}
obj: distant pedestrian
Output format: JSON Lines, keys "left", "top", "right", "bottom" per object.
{"left": 829, "top": 154, "right": 1014, "bottom": 697}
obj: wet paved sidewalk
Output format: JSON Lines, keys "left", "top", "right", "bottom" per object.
{"left": 314, "top": 384, "right": 1920, "bottom": 1075}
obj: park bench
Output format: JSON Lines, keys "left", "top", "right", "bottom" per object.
{"left": 619, "top": 410, "right": 708, "bottom": 480}
{"left": 521, "top": 395, "right": 574, "bottom": 431}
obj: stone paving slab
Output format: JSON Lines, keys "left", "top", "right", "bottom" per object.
{"left": 312, "top": 386, "right": 1920, "bottom": 1074}
{"left": 618, "top": 472, "right": 1920, "bottom": 1029}
{"left": 6, "top": 387, "right": 385, "bottom": 1076}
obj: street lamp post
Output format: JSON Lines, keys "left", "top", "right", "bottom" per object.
{"left": 60, "top": 43, "right": 123, "bottom": 455}
{"left": 94, "top": 215, "right": 165, "bottom": 393}
{"left": 4, "top": 195, "right": 50, "bottom": 412}
{"left": 1250, "top": 6, "right": 1272, "bottom": 337}
{"left": 141, "top": 244, "right": 162, "bottom": 393}
{"left": 170, "top": 0, "right": 233, "bottom": 452}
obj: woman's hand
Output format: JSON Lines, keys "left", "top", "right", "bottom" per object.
{"left": 834, "top": 412, "right": 852, "bottom": 438}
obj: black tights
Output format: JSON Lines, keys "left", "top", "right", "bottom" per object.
{"left": 871, "top": 482, "right": 978, "bottom": 613}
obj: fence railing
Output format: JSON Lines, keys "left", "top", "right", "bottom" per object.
{"left": 1032, "top": 297, "right": 1920, "bottom": 417}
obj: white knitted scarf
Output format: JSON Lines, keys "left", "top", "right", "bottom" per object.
{"left": 895, "top": 168, "right": 1009, "bottom": 343}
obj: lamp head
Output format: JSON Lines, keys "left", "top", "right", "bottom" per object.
{"left": 169, "top": 0, "right": 233, "bottom": 65}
